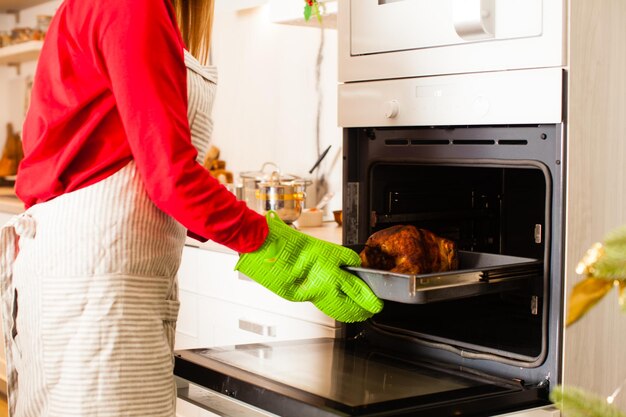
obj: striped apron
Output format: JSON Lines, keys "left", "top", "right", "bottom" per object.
{"left": 0, "top": 51, "right": 217, "bottom": 417}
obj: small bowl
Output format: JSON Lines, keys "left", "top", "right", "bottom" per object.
{"left": 333, "top": 210, "right": 342, "bottom": 226}
{"left": 298, "top": 208, "right": 324, "bottom": 227}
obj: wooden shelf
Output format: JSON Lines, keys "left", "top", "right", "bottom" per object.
{"left": 0, "top": 0, "right": 49, "bottom": 12}
{"left": 0, "top": 40, "right": 42, "bottom": 65}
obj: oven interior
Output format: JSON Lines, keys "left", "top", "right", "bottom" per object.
{"left": 343, "top": 125, "right": 563, "bottom": 385}
{"left": 366, "top": 163, "right": 546, "bottom": 359}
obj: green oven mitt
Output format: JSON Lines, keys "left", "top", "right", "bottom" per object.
{"left": 235, "top": 211, "right": 383, "bottom": 322}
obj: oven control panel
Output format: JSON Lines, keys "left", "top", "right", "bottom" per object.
{"left": 339, "top": 67, "right": 563, "bottom": 127}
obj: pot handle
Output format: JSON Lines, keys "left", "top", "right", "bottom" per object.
{"left": 261, "top": 162, "right": 280, "bottom": 174}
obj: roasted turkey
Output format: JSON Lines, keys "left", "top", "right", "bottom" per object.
{"left": 359, "top": 225, "right": 458, "bottom": 274}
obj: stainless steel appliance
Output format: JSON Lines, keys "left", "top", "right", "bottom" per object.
{"left": 174, "top": 1, "right": 567, "bottom": 415}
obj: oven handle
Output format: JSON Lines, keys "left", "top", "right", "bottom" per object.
{"left": 452, "top": 0, "right": 495, "bottom": 40}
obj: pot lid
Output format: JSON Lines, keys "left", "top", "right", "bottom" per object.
{"left": 239, "top": 162, "right": 301, "bottom": 182}
{"left": 258, "top": 171, "right": 312, "bottom": 188}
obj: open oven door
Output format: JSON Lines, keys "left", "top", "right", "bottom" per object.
{"left": 174, "top": 338, "right": 550, "bottom": 417}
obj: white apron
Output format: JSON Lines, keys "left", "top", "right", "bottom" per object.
{"left": 0, "top": 51, "right": 217, "bottom": 417}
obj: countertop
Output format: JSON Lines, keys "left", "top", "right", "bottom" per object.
{"left": 0, "top": 186, "right": 343, "bottom": 249}
{"left": 185, "top": 221, "right": 343, "bottom": 254}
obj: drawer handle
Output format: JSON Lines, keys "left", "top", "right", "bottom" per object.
{"left": 238, "top": 319, "right": 277, "bottom": 337}
{"left": 452, "top": 0, "right": 495, "bottom": 40}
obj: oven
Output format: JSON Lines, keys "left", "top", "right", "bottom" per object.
{"left": 174, "top": 2, "right": 567, "bottom": 416}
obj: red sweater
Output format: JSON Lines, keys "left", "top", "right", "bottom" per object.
{"left": 16, "top": 0, "right": 267, "bottom": 253}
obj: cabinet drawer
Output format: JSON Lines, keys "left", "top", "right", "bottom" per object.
{"left": 208, "top": 298, "right": 339, "bottom": 346}
{"left": 212, "top": 273, "right": 335, "bottom": 327}
{"left": 179, "top": 246, "right": 336, "bottom": 327}
{"left": 176, "top": 292, "right": 338, "bottom": 349}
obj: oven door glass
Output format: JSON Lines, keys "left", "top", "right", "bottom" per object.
{"left": 175, "top": 338, "right": 548, "bottom": 417}
{"left": 351, "top": 0, "right": 543, "bottom": 56}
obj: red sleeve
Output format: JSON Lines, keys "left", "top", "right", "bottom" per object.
{"left": 94, "top": 0, "right": 267, "bottom": 253}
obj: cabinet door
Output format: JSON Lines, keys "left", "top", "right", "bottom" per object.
{"left": 207, "top": 297, "right": 338, "bottom": 346}
{"left": 175, "top": 246, "right": 339, "bottom": 350}
{"left": 176, "top": 292, "right": 338, "bottom": 349}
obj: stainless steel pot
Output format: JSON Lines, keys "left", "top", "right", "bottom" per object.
{"left": 239, "top": 162, "right": 306, "bottom": 214}
{"left": 256, "top": 171, "right": 309, "bottom": 224}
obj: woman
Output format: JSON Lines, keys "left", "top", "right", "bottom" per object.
{"left": 0, "top": 0, "right": 383, "bottom": 416}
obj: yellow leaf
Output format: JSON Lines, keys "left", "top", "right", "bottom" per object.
{"left": 566, "top": 277, "right": 613, "bottom": 327}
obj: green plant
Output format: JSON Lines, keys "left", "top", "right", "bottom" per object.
{"left": 303, "top": 0, "right": 322, "bottom": 22}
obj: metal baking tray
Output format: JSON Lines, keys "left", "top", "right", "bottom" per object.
{"left": 344, "top": 248, "right": 542, "bottom": 304}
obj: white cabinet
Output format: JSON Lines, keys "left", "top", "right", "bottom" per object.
{"left": 175, "top": 244, "right": 340, "bottom": 351}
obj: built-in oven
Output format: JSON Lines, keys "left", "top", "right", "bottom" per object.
{"left": 174, "top": 2, "right": 567, "bottom": 416}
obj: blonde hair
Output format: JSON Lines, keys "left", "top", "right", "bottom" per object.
{"left": 170, "top": 0, "right": 215, "bottom": 64}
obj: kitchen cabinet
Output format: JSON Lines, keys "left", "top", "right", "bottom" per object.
{"left": 176, "top": 243, "right": 340, "bottom": 350}
{"left": 175, "top": 234, "right": 342, "bottom": 417}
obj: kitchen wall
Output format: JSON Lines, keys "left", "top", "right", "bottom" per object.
{"left": 0, "top": 0, "right": 343, "bottom": 214}
{"left": 211, "top": 1, "right": 341, "bottom": 212}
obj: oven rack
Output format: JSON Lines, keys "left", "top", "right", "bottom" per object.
{"left": 344, "top": 249, "right": 542, "bottom": 304}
